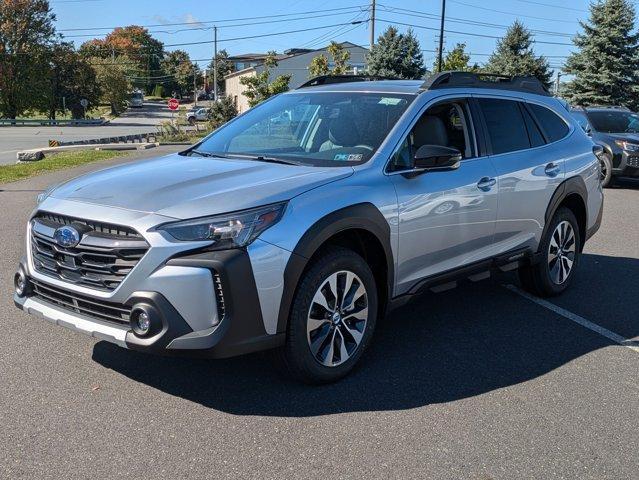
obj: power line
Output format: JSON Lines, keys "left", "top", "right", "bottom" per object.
{"left": 449, "top": 0, "right": 580, "bottom": 24}
{"left": 56, "top": 5, "right": 368, "bottom": 32}
{"left": 513, "top": 0, "right": 586, "bottom": 12}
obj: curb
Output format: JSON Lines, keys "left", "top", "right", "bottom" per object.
{"left": 16, "top": 143, "right": 158, "bottom": 162}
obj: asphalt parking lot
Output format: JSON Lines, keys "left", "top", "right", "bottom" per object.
{"left": 1, "top": 152, "right": 638, "bottom": 479}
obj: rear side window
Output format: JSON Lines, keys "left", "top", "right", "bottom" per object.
{"left": 521, "top": 106, "right": 545, "bottom": 147}
{"left": 528, "top": 104, "right": 569, "bottom": 142}
{"left": 478, "top": 98, "right": 530, "bottom": 154}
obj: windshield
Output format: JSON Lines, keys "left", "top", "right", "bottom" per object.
{"left": 195, "top": 91, "right": 415, "bottom": 166}
{"left": 131, "top": 92, "right": 143, "bottom": 100}
{"left": 588, "top": 110, "right": 639, "bottom": 133}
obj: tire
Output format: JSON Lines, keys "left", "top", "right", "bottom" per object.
{"left": 284, "top": 247, "right": 378, "bottom": 384}
{"left": 599, "top": 153, "right": 614, "bottom": 188}
{"left": 518, "top": 207, "right": 581, "bottom": 297}
{"left": 188, "top": 117, "right": 196, "bottom": 126}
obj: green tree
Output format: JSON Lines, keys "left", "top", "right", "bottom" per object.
{"left": 366, "top": 26, "right": 426, "bottom": 79}
{"left": 207, "top": 96, "right": 238, "bottom": 128}
{"left": 44, "top": 43, "right": 100, "bottom": 119}
{"left": 486, "top": 20, "right": 553, "bottom": 89}
{"left": 563, "top": 0, "right": 639, "bottom": 108}
{"left": 308, "top": 54, "right": 330, "bottom": 77}
{"left": 79, "top": 26, "right": 164, "bottom": 93}
{"left": 308, "top": 42, "right": 352, "bottom": 77}
{"left": 0, "top": 0, "right": 56, "bottom": 119}
{"left": 207, "top": 49, "right": 234, "bottom": 94}
{"left": 91, "top": 56, "right": 130, "bottom": 115}
{"left": 240, "top": 52, "right": 291, "bottom": 107}
{"left": 161, "top": 50, "right": 195, "bottom": 96}
{"left": 436, "top": 43, "right": 479, "bottom": 72}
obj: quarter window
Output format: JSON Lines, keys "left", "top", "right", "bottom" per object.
{"left": 528, "top": 103, "right": 569, "bottom": 142}
{"left": 478, "top": 98, "right": 530, "bottom": 155}
{"left": 521, "top": 105, "right": 545, "bottom": 148}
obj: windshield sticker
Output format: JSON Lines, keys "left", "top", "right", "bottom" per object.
{"left": 378, "top": 97, "right": 403, "bottom": 106}
{"left": 334, "top": 153, "right": 364, "bottom": 162}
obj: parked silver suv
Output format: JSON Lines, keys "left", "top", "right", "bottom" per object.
{"left": 14, "top": 72, "right": 604, "bottom": 383}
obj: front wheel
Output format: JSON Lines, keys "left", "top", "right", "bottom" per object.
{"left": 599, "top": 153, "right": 614, "bottom": 188}
{"left": 284, "top": 247, "right": 378, "bottom": 384}
{"left": 518, "top": 207, "right": 581, "bottom": 297}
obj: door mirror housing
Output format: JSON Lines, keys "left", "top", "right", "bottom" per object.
{"left": 413, "top": 145, "right": 462, "bottom": 171}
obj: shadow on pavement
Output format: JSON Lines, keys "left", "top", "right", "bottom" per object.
{"left": 92, "top": 253, "right": 637, "bottom": 417}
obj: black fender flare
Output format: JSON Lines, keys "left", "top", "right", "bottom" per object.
{"left": 276, "top": 203, "right": 394, "bottom": 333}
{"left": 540, "top": 176, "right": 588, "bottom": 253}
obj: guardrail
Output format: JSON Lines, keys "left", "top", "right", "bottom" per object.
{"left": 52, "top": 132, "right": 158, "bottom": 147}
{"left": 0, "top": 118, "right": 106, "bottom": 127}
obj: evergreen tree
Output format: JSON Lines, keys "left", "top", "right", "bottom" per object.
{"left": 366, "top": 26, "right": 426, "bottom": 79}
{"left": 563, "top": 0, "right": 639, "bottom": 108}
{"left": 486, "top": 20, "right": 553, "bottom": 89}
{"left": 207, "top": 49, "right": 234, "bottom": 94}
{"left": 240, "top": 52, "right": 291, "bottom": 107}
{"left": 436, "top": 43, "right": 479, "bottom": 72}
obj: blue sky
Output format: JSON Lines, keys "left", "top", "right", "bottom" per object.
{"left": 50, "top": 0, "right": 597, "bottom": 73}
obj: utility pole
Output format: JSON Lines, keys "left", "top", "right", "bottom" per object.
{"left": 555, "top": 72, "right": 562, "bottom": 96}
{"left": 369, "top": 0, "right": 376, "bottom": 50}
{"left": 194, "top": 66, "right": 198, "bottom": 107}
{"left": 213, "top": 25, "right": 218, "bottom": 102}
{"left": 437, "top": 0, "right": 446, "bottom": 72}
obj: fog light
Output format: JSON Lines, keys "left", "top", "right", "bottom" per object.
{"left": 14, "top": 269, "right": 30, "bottom": 297}
{"left": 136, "top": 311, "right": 151, "bottom": 334}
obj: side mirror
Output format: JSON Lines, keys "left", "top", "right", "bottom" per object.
{"left": 413, "top": 145, "right": 462, "bottom": 171}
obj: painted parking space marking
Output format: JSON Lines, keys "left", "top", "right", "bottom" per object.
{"left": 504, "top": 284, "right": 639, "bottom": 354}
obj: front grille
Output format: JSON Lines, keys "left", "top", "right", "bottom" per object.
{"left": 30, "top": 213, "right": 149, "bottom": 291}
{"left": 31, "top": 280, "right": 131, "bottom": 325}
{"left": 627, "top": 156, "right": 639, "bottom": 168}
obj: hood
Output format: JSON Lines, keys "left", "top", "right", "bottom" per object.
{"left": 602, "top": 132, "right": 639, "bottom": 143}
{"left": 50, "top": 153, "right": 354, "bottom": 219}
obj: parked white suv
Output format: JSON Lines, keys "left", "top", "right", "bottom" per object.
{"left": 14, "top": 73, "right": 604, "bottom": 383}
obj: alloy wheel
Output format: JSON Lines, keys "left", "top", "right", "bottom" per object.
{"left": 306, "top": 270, "right": 368, "bottom": 367}
{"left": 548, "top": 220, "right": 576, "bottom": 285}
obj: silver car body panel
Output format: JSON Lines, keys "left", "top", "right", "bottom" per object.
{"left": 16, "top": 80, "right": 604, "bottom": 351}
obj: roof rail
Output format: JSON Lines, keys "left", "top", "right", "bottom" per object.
{"left": 421, "top": 71, "right": 551, "bottom": 96}
{"left": 297, "top": 74, "right": 397, "bottom": 89}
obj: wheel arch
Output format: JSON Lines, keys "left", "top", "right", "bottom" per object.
{"left": 542, "top": 176, "right": 588, "bottom": 253}
{"left": 276, "top": 203, "right": 393, "bottom": 333}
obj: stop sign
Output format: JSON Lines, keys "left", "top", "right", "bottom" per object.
{"left": 168, "top": 98, "right": 179, "bottom": 110}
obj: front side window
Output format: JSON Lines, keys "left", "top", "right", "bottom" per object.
{"left": 196, "top": 92, "right": 414, "bottom": 166}
{"left": 587, "top": 110, "right": 639, "bottom": 134}
{"left": 478, "top": 98, "right": 530, "bottom": 155}
{"left": 389, "top": 100, "right": 474, "bottom": 171}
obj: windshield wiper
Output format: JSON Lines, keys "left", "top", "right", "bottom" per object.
{"left": 232, "top": 154, "right": 301, "bottom": 165}
{"left": 188, "top": 150, "right": 224, "bottom": 158}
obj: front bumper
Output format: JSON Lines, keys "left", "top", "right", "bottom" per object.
{"left": 613, "top": 151, "right": 639, "bottom": 177}
{"left": 14, "top": 247, "right": 285, "bottom": 358}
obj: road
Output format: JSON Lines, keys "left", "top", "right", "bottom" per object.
{"left": 0, "top": 153, "right": 638, "bottom": 478}
{"left": 0, "top": 101, "right": 175, "bottom": 165}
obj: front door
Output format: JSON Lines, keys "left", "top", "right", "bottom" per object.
{"left": 390, "top": 98, "right": 500, "bottom": 295}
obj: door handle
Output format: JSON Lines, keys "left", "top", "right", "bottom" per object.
{"left": 545, "top": 163, "right": 561, "bottom": 177}
{"left": 477, "top": 177, "right": 496, "bottom": 191}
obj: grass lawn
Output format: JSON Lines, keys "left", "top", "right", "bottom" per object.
{"left": 0, "top": 150, "right": 127, "bottom": 184}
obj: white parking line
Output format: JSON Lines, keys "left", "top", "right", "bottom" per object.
{"left": 504, "top": 284, "right": 639, "bottom": 354}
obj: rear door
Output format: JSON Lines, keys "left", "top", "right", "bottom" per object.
{"left": 475, "top": 96, "right": 570, "bottom": 253}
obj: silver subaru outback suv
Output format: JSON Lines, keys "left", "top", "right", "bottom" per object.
{"left": 14, "top": 72, "right": 604, "bottom": 383}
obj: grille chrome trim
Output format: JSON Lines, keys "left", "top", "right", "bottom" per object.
{"left": 30, "top": 213, "right": 149, "bottom": 291}
{"left": 31, "top": 280, "right": 132, "bottom": 325}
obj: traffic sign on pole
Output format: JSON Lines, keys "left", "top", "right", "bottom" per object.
{"left": 168, "top": 98, "right": 179, "bottom": 111}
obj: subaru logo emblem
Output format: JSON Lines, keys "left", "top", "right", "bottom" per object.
{"left": 53, "top": 225, "right": 81, "bottom": 248}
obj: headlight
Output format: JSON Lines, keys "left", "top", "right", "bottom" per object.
{"left": 614, "top": 140, "right": 639, "bottom": 152}
{"left": 36, "top": 184, "right": 58, "bottom": 204}
{"left": 157, "top": 202, "right": 286, "bottom": 249}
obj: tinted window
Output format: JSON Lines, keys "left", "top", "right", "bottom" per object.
{"left": 521, "top": 105, "right": 545, "bottom": 147}
{"left": 529, "top": 104, "right": 569, "bottom": 142}
{"left": 478, "top": 98, "right": 530, "bottom": 154}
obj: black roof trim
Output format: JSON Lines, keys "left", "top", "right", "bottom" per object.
{"left": 297, "top": 75, "right": 397, "bottom": 89}
{"left": 421, "top": 71, "right": 551, "bottom": 97}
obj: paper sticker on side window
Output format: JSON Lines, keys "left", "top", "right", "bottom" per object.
{"left": 334, "top": 153, "right": 364, "bottom": 162}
